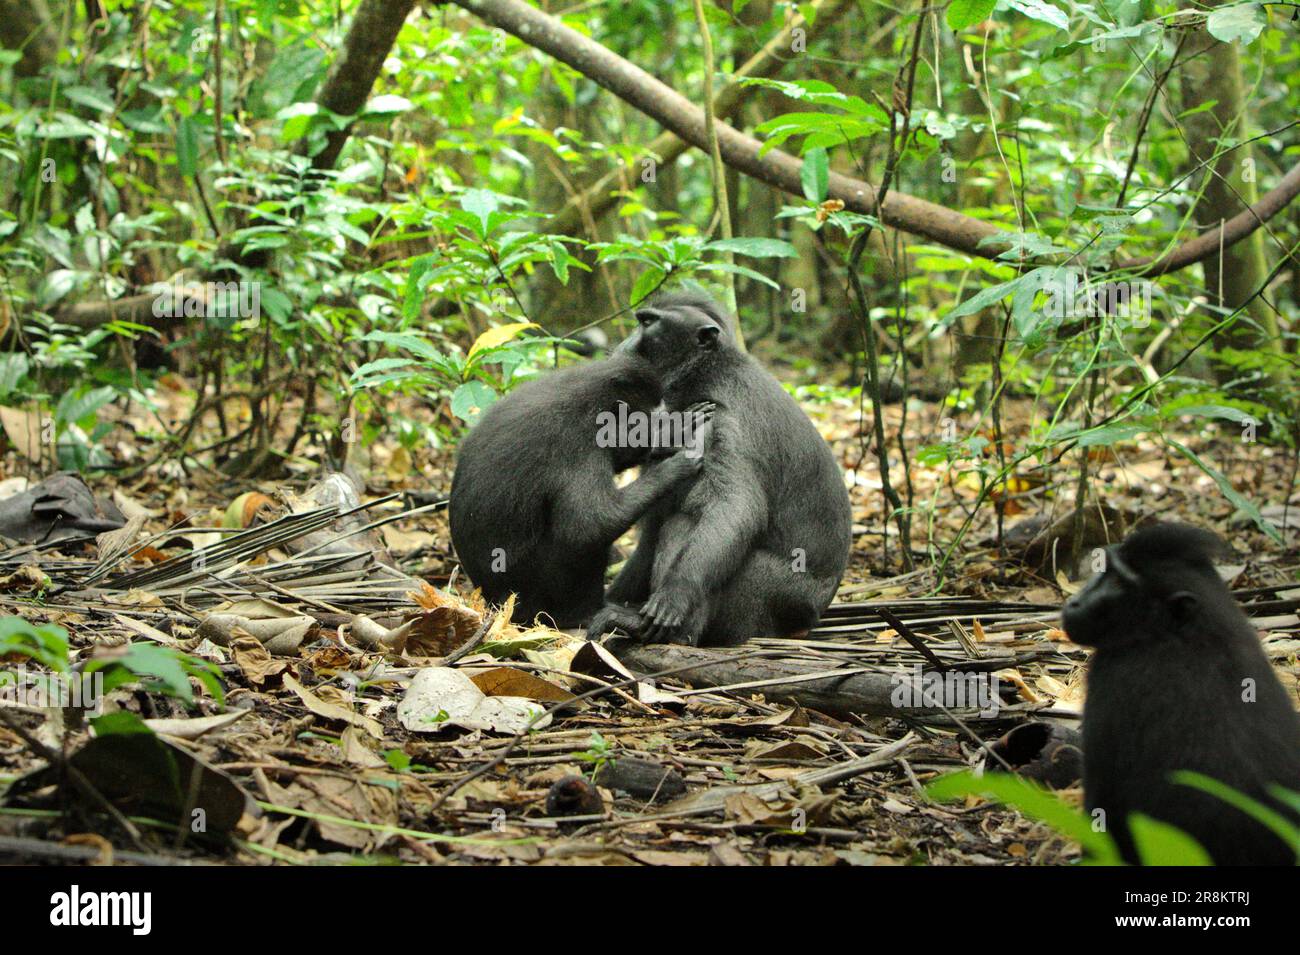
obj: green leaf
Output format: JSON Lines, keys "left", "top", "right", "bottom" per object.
{"left": 460, "top": 189, "right": 501, "bottom": 239}
{"left": 117, "top": 644, "right": 194, "bottom": 703}
{"left": 1129, "top": 814, "right": 1213, "bottom": 865}
{"left": 350, "top": 358, "right": 421, "bottom": 390}
{"left": 0, "top": 617, "right": 69, "bottom": 673}
{"left": 0, "top": 353, "right": 30, "bottom": 398}
{"left": 362, "top": 331, "right": 443, "bottom": 362}
{"left": 451, "top": 381, "right": 498, "bottom": 424}
{"left": 1165, "top": 403, "right": 1257, "bottom": 426}
{"left": 927, "top": 770, "right": 1124, "bottom": 863}
{"left": 63, "top": 85, "right": 116, "bottom": 114}
{"left": 630, "top": 268, "right": 668, "bottom": 307}
{"left": 84, "top": 644, "right": 224, "bottom": 707}
{"left": 999, "top": 0, "right": 1069, "bottom": 31}
{"left": 941, "top": 275, "right": 1030, "bottom": 326}
{"left": 704, "top": 237, "right": 798, "bottom": 259}
{"left": 948, "top": 0, "right": 998, "bottom": 30}
{"left": 801, "top": 147, "right": 829, "bottom": 202}
{"left": 1166, "top": 439, "right": 1283, "bottom": 544}
{"left": 277, "top": 101, "right": 321, "bottom": 141}
{"left": 1206, "top": 3, "right": 1266, "bottom": 44}
{"left": 385, "top": 749, "right": 412, "bottom": 772}
{"left": 1076, "top": 423, "right": 1144, "bottom": 447}
{"left": 55, "top": 386, "right": 116, "bottom": 429}
{"left": 1173, "top": 771, "right": 1300, "bottom": 859}
{"left": 90, "top": 711, "right": 155, "bottom": 737}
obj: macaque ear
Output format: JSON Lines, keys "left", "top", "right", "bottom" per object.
{"left": 1167, "top": 590, "right": 1200, "bottom": 624}
{"left": 697, "top": 325, "right": 722, "bottom": 348}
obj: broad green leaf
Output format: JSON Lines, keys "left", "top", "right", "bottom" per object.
{"left": 630, "top": 268, "right": 668, "bottom": 307}
{"left": 697, "top": 261, "right": 781, "bottom": 289}
{"left": 948, "top": 0, "right": 997, "bottom": 30}
{"left": 1173, "top": 771, "right": 1300, "bottom": 859}
{"left": 941, "top": 275, "right": 1030, "bottom": 326}
{"left": 91, "top": 711, "right": 154, "bottom": 737}
{"left": 1129, "top": 814, "right": 1213, "bottom": 865}
{"left": 705, "top": 237, "right": 797, "bottom": 259}
{"left": 1077, "top": 423, "right": 1144, "bottom": 447}
{"left": 927, "top": 770, "right": 1123, "bottom": 864}
{"left": 1164, "top": 403, "right": 1257, "bottom": 425}
{"left": 1207, "top": 3, "right": 1266, "bottom": 44}
{"left": 350, "top": 358, "right": 421, "bottom": 390}
{"left": 56, "top": 386, "right": 116, "bottom": 428}
{"left": 363, "top": 331, "right": 443, "bottom": 362}
{"left": 1166, "top": 439, "right": 1283, "bottom": 544}
{"left": 451, "top": 381, "right": 498, "bottom": 423}
{"left": 403, "top": 254, "right": 435, "bottom": 322}
{"left": 801, "top": 148, "right": 829, "bottom": 202}
{"left": 0, "top": 617, "right": 69, "bottom": 673}
{"left": 63, "top": 85, "right": 116, "bottom": 114}
{"left": 277, "top": 101, "right": 321, "bottom": 141}
{"left": 460, "top": 189, "right": 501, "bottom": 239}
{"left": 0, "top": 353, "right": 30, "bottom": 398}
{"left": 999, "top": 0, "right": 1068, "bottom": 31}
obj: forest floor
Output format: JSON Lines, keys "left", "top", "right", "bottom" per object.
{"left": 0, "top": 375, "right": 1297, "bottom": 866}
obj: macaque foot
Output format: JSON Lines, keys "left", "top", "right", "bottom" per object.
{"left": 639, "top": 588, "right": 700, "bottom": 645}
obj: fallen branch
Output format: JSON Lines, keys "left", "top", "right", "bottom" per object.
{"left": 610, "top": 640, "right": 999, "bottom": 719}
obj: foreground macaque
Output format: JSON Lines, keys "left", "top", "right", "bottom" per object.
{"left": 588, "top": 293, "right": 852, "bottom": 646}
{"left": 449, "top": 353, "right": 707, "bottom": 628}
{"left": 1063, "top": 523, "right": 1300, "bottom": 865}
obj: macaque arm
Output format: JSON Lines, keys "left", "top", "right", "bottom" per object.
{"left": 556, "top": 455, "right": 696, "bottom": 550}
{"left": 662, "top": 464, "right": 767, "bottom": 596}
{"left": 605, "top": 512, "right": 661, "bottom": 606}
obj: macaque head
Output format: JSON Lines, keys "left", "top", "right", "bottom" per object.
{"left": 617, "top": 292, "right": 734, "bottom": 379}
{"left": 1061, "top": 523, "right": 1232, "bottom": 648}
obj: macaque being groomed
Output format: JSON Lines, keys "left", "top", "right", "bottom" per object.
{"left": 449, "top": 352, "right": 708, "bottom": 628}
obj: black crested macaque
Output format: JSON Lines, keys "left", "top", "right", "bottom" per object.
{"left": 1063, "top": 523, "right": 1300, "bottom": 865}
{"left": 587, "top": 292, "right": 852, "bottom": 646}
{"left": 449, "top": 353, "right": 709, "bottom": 628}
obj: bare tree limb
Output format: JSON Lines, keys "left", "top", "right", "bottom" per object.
{"left": 455, "top": 0, "right": 1300, "bottom": 275}
{"left": 550, "top": 0, "right": 853, "bottom": 237}
{"left": 307, "top": 0, "right": 418, "bottom": 171}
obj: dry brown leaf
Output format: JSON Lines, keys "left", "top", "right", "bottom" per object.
{"left": 0, "top": 405, "right": 44, "bottom": 459}
{"left": 283, "top": 673, "right": 383, "bottom": 739}
{"left": 470, "top": 666, "right": 574, "bottom": 703}
{"left": 230, "top": 635, "right": 288, "bottom": 686}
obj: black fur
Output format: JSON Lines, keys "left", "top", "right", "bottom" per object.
{"left": 587, "top": 292, "right": 852, "bottom": 646}
{"left": 1063, "top": 523, "right": 1300, "bottom": 865}
{"left": 449, "top": 353, "right": 702, "bottom": 628}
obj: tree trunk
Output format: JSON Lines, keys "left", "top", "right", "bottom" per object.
{"left": 1179, "top": 24, "right": 1281, "bottom": 380}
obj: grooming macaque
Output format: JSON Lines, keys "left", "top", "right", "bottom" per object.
{"left": 587, "top": 293, "right": 852, "bottom": 646}
{"left": 449, "top": 353, "right": 709, "bottom": 627}
{"left": 1063, "top": 523, "right": 1300, "bottom": 865}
